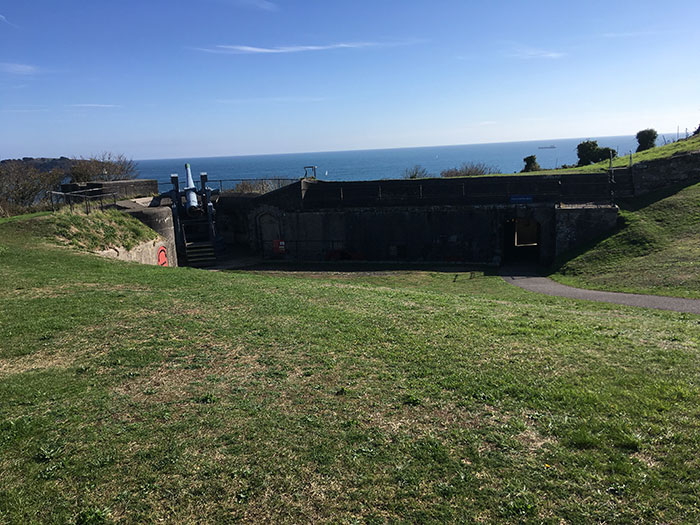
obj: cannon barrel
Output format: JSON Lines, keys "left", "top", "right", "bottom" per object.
{"left": 184, "top": 163, "right": 202, "bottom": 216}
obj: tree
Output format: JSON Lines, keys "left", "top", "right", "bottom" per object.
{"left": 576, "top": 140, "right": 617, "bottom": 166}
{"left": 521, "top": 155, "right": 541, "bottom": 172}
{"left": 403, "top": 165, "right": 429, "bottom": 179}
{"left": 70, "top": 152, "right": 137, "bottom": 183}
{"left": 636, "top": 129, "right": 658, "bottom": 152}
{"left": 598, "top": 147, "right": 617, "bottom": 163}
{"left": 693, "top": 124, "right": 700, "bottom": 136}
{"left": 440, "top": 162, "right": 499, "bottom": 178}
{"left": 0, "top": 161, "right": 63, "bottom": 216}
{"left": 577, "top": 140, "right": 600, "bottom": 166}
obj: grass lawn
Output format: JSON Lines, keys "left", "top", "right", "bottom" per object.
{"left": 551, "top": 181, "right": 700, "bottom": 299}
{"left": 1, "top": 214, "right": 699, "bottom": 523}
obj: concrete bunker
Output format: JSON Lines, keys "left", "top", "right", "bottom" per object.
{"left": 89, "top": 150, "right": 700, "bottom": 268}
{"left": 54, "top": 172, "right": 629, "bottom": 268}
{"left": 215, "top": 174, "right": 620, "bottom": 267}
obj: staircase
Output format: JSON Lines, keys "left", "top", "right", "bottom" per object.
{"left": 182, "top": 218, "right": 217, "bottom": 267}
{"left": 185, "top": 241, "right": 217, "bottom": 267}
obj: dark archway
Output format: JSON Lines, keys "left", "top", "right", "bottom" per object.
{"left": 502, "top": 218, "right": 541, "bottom": 264}
{"left": 257, "top": 212, "right": 282, "bottom": 257}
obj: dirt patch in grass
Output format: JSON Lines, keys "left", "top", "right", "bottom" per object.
{"left": 0, "top": 350, "right": 84, "bottom": 378}
{"left": 6, "top": 282, "right": 153, "bottom": 299}
{"left": 0, "top": 317, "right": 139, "bottom": 377}
{"left": 516, "top": 422, "right": 555, "bottom": 452}
{"left": 112, "top": 348, "right": 262, "bottom": 404}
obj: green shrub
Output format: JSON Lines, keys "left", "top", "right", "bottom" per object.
{"left": 636, "top": 128, "right": 658, "bottom": 152}
{"left": 577, "top": 140, "right": 618, "bottom": 166}
{"left": 440, "top": 162, "right": 498, "bottom": 178}
{"left": 521, "top": 155, "right": 541, "bottom": 172}
{"left": 403, "top": 165, "right": 430, "bottom": 179}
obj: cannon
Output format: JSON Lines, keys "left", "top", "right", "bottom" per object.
{"left": 184, "top": 163, "right": 202, "bottom": 216}
{"left": 166, "top": 164, "right": 220, "bottom": 267}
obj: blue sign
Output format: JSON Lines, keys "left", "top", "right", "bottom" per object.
{"left": 510, "top": 195, "right": 533, "bottom": 204}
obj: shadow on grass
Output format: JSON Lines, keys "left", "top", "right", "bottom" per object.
{"left": 618, "top": 179, "right": 700, "bottom": 212}
{"left": 547, "top": 180, "right": 700, "bottom": 276}
{"left": 231, "top": 260, "right": 497, "bottom": 275}
{"left": 545, "top": 216, "right": 628, "bottom": 276}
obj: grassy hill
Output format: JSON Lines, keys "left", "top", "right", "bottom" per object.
{"left": 413, "top": 133, "right": 700, "bottom": 179}
{"left": 551, "top": 181, "right": 700, "bottom": 298}
{"left": 1, "top": 213, "right": 699, "bottom": 523}
{"left": 524, "top": 133, "right": 700, "bottom": 175}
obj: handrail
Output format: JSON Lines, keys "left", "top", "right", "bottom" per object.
{"left": 49, "top": 191, "right": 118, "bottom": 214}
{"left": 178, "top": 177, "right": 299, "bottom": 193}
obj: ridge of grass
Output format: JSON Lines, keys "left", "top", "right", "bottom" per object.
{"left": 1, "top": 215, "right": 699, "bottom": 523}
{"left": 522, "top": 133, "right": 700, "bottom": 176}
{"left": 46, "top": 209, "right": 159, "bottom": 252}
{"left": 551, "top": 181, "right": 700, "bottom": 298}
{"left": 405, "top": 134, "right": 700, "bottom": 179}
{"left": 0, "top": 211, "right": 52, "bottom": 225}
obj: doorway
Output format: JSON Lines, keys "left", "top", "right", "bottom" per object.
{"left": 502, "top": 218, "right": 540, "bottom": 263}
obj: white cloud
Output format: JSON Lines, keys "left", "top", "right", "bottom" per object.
{"left": 509, "top": 47, "right": 565, "bottom": 59}
{"left": 196, "top": 42, "right": 380, "bottom": 55}
{"left": 0, "top": 62, "right": 38, "bottom": 75}
{"left": 233, "top": 0, "right": 278, "bottom": 11}
{"left": 0, "top": 14, "right": 18, "bottom": 28}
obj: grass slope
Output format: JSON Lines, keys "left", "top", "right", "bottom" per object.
{"left": 552, "top": 181, "right": 700, "bottom": 298}
{"left": 523, "top": 133, "right": 700, "bottom": 175}
{"left": 410, "top": 134, "right": 700, "bottom": 179}
{"left": 1, "top": 215, "right": 699, "bottom": 523}
{"left": 49, "top": 209, "right": 158, "bottom": 251}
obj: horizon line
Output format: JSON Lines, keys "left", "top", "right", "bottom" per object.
{"left": 133, "top": 132, "right": 650, "bottom": 162}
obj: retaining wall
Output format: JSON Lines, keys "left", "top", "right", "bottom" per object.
{"left": 264, "top": 174, "right": 613, "bottom": 211}
{"left": 246, "top": 203, "right": 614, "bottom": 265}
{"left": 631, "top": 151, "right": 700, "bottom": 196}
{"left": 554, "top": 206, "right": 620, "bottom": 257}
{"left": 116, "top": 199, "right": 178, "bottom": 267}
{"left": 98, "top": 237, "right": 173, "bottom": 267}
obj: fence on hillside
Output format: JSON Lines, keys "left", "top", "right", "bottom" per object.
{"left": 49, "top": 188, "right": 118, "bottom": 214}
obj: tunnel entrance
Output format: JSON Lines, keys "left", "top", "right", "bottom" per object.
{"left": 502, "top": 218, "right": 540, "bottom": 264}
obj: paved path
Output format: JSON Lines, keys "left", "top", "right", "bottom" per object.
{"left": 501, "top": 270, "right": 700, "bottom": 314}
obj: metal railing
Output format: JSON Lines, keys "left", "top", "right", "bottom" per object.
{"left": 300, "top": 176, "right": 616, "bottom": 208}
{"left": 186, "top": 177, "right": 298, "bottom": 194}
{"left": 49, "top": 189, "right": 118, "bottom": 214}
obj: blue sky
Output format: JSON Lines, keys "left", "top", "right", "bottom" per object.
{"left": 1, "top": 0, "right": 699, "bottom": 159}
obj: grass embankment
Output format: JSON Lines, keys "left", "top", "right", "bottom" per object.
{"left": 552, "top": 181, "right": 700, "bottom": 299}
{"left": 1, "top": 215, "right": 699, "bottom": 523}
{"left": 48, "top": 209, "right": 158, "bottom": 251}
{"left": 411, "top": 133, "right": 700, "bottom": 179}
{"left": 524, "top": 133, "right": 700, "bottom": 176}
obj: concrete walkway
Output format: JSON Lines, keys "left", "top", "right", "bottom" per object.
{"left": 501, "top": 269, "right": 700, "bottom": 314}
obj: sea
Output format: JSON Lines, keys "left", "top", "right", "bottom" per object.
{"left": 136, "top": 135, "right": 640, "bottom": 190}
